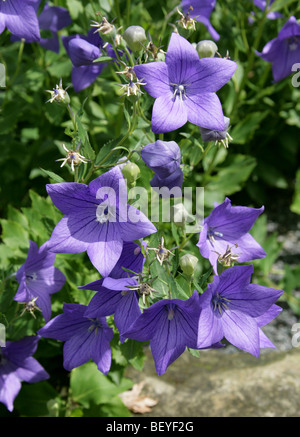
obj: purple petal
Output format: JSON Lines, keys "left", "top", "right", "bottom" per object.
{"left": 150, "top": 319, "right": 187, "bottom": 376}
{"left": 71, "top": 64, "right": 105, "bottom": 92}
{"left": 221, "top": 309, "right": 260, "bottom": 357}
{"left": 151, "top": 93, "right": 188, "bottom": 133}
{"left": 1, "top": 0, "right": 40, "bottom": 41}
{"left": 134, "top": 62, "right": 170, "bottom": 99}
{"left": 197, "top": 305, "right": 224, "bottom": 348}
{"left": 185, "top": 92, "right": 225, "bottom": 130}
{"left": 46, "top": 182, "right": 96, "bottom": 216}
{"left": 165, "top": 32, "right": 200, "bottom": 84}
{"left": 68, "top": 38, "right": 101, "bottom": 67}
{"left": 115, "top": 291, "right": 141, "bottom": 342}
{"left": 90, "top": 325, "right": 113, "bottom": 374}
{"left": 218, "top": 265, "right": 254, "bottom": 297}
{"left": 46, "top": 216, "right": 89, "bottom": 254}
{"left": 141, "top": 140, "right": 181, "bottom": 178}
{"left": 0, "top": 370, "right": 21, "bottom": 412}
{"left": 38, "top": 4, "right": 72, "bottom": 33}
{"left": 110, "top": 241, "right": 146, "bottom": 278}
{"left": 39, "top": 33, "right": 60, "bottom": 53}
{"left": 187, "top": 58, "right": 237, "bottom": 94}
{"left": 118, "top": 205, "right": 157, "bottom": 241}
{"left": 14, "top": 357, "right": 49, "bottom": 383}
{"left": 255, "top": 304, "right": 282, "bottom": 327}
{"left": 206, "top": 198, "right": 265, "bottom": 239}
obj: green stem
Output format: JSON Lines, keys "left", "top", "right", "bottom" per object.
{"left": 10, "top": 39, "right": 25, "bottom": 85}
{"left": 231, "top": 6, "right": 268, "bottom": 118}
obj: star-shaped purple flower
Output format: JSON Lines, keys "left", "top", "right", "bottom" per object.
{"left": 0, "top": 336, "right": 49, "bottom": 412}
{"left": 0, "top": 0, "right": 40, "bottom": 41}
{"left": 123, "top": 291, "right": 203, "bottom": 376}
{"left": 181, "top": 0, "right": 220, "bottom": 40}
{"left": 45, "top": 166, "right": 157, "bottom": 277}
{"left": 79, "top": 277, "right": 141, "bottom": 343}
{"left": 197, "top": 265, "right": 283, "bottom": 357}
{"left": 257, "top": 16, "right": 300, "bottom": 82}
{"left": 38, "top": 303, "right": 114, "bottom": 373}
{"left": 14, "top": 241, "right": 66, "bottom": 322}
{"left": 134, "top": 32, "right": 236, "bottom": 134}
{"left": 197, "top": 197, "right": 266, "bottom": 274}
{"left": 62, "top": 29, "right": 115, "bottom": 92}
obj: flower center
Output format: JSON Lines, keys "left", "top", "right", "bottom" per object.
{"left": 88, "top": 318, "right": 102, "bottom": 334}
{"left": 207, "top": 228, "right": 224, "bottom": 243}
{"left": 96, "top": 203, "right": 115, "bottom": 224}
{"left": 170, "top": 83, "right": 188, "bottom": 101}
{"left": 166, "top": 304, "right": 176, "bottom": 321}
{"left": 211, "top": 291, "right": 230, "bottom": 315}
{"left": 25, "top": 273, "right": 37, "bottom": 283}
{"left": 288, "top": 36, "right": 299, "bottom": 50}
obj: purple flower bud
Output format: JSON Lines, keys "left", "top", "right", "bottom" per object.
{"left": 141, "top": 140, "right": 181, "bottom": 178}
{"left": 200, "top": 116, "right": 231, "bottom": 142}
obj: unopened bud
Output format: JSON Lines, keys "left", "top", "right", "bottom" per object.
{"left": 196, "top": 40, "right": 218, "bottom": 58}
{"left": 122, "top": 161, "right": 140, "bottom": 185}
{"left": 180, "top": 254, "right": 198, "bottom": 276}
{"left": 123, "top": 25, "right": 147, "bottom": 52}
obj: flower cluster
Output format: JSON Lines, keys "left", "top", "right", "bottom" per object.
{"left": 0, "top": 0, "right": 287, "bottom": 414}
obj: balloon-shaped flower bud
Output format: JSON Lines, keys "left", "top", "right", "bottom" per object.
{"left": 141, "top": 140, "right": 181, "bottom": 178}
{"left": 196, "top": 40, "right": 218, "bottom": 58}
{"left": 180, "top": 254, "right": 198, "bottom": 276}
{"left": 122, "top": 162, "right": 140, "bottom": 185}
{"left": 123, "top": 25, "right": 147, "bottom": 51}
{"left": 200, "top": 116, "right": 233, "bottom": 148}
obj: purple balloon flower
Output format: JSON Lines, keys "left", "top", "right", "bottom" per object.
{"left": 200, "top": 115, "right": 230, "bottom": 142}
{"left": 197, "top": 265, "right": 283, "bottom": 357}
{"left": 197, "top": 197, "right": 266, "bottom": 274}
{"left": 38, "top": 303, "right": 113, "bottom": 374}
{"left": 79, "top": 277, "right": 141, "bottom": 343}
{"left": 14, "top": 241, "right": 66, "bottom": 322}
{"left": 123, "top": 291, "right": 202, "bottom": 376}
{"left": 0, "top": 0, "right": 40, "bottom": 41}
{"left": 62, "top": 29, "right": 115, "bottom": 92}
{"left": 0, "top": 336, "right": 49, "bottom": 412}
{"left": 257, "top": 16, "right": 300, "bottom": 82}
{"left": 181, "top": 0, "right": 220, "bottom": 40}
{"left": 134, "top": 32, "right": 236, "bottom": 134}
{"left": 45, "top": 166, "right": 157, "bottom": 277}
{"left": 141, "top": 140, "right": 181, "bottom": 178}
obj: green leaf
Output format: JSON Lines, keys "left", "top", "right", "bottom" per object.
{"left": 14, "top": 382, "right": 59, "bottom": 417}
{"left": 230, "top": 111, "right": 269, "bottom": 145}
{"left": 40, "top": 168, "right": 65, "bottom": 183}
{"left": 70, "top": 362, "right": 133, "bottom": 409}
{"left": 0, "top": 219, "right": 29, "bottom": 249}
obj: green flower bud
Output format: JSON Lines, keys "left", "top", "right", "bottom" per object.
{"left": 180, "top": 254, "right": 198, "bottom": 276}
{"left": 123, "top": 25, "right": 147, "bottom": 52}
{"left": 196, "top": 40, "right": 218, "bottom": 58}
{"left": 171, "top": 203, "right": 193, "bottom": 227}
{"left": 122, "top": 161, "right": 140, "bottom": 185}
